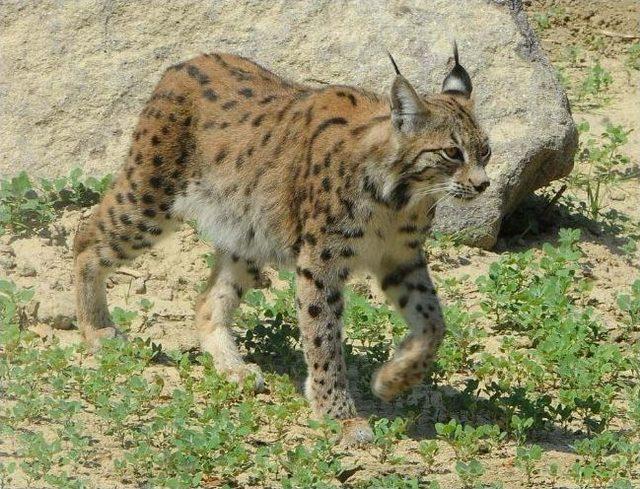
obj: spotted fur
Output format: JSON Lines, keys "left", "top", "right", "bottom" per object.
{"left": 74, "top": 50, "right": 490, "bottom": 433}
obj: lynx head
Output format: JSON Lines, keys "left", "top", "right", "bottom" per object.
{"left": 386, "top": 44, "right": 491, "bottom": 203}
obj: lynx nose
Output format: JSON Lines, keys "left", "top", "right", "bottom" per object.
{"left": 473, "top": 180, "right": 490, "bottom": 193}
{"left": 469, "top": 166, "right": 490, "bottom": 193}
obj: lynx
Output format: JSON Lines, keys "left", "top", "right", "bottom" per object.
{"left": 74, "top": 45, "right": 490, "bottom": 443}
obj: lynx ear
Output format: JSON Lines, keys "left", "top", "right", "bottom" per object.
{"left": 387, "top": 53, "right": 427, "bottom": 133}
{"left": 442, "top": 41, "right": 472, "bottom": 99}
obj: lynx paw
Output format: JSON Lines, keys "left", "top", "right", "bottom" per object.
{"left": 340, "top": 417, "right": 374, "bottom": 446}
{"left": 83, "top": 326, "right": 126, "bottom": 350}
{"left": 223, "top": 362, "right": 265, "bottom": 393}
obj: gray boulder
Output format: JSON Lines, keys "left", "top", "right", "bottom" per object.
{"left": 0, "top": 0, "right": 576, "bottom": 248}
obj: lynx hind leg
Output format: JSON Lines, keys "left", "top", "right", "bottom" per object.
{"left": 195, "top": 253, "right": 266, "bottom": 391}
{"left": 73, "top": 182, "right": 178, "bottom": 347}
{"left": 74, "top": 222, "right": 119, "bottom": 347}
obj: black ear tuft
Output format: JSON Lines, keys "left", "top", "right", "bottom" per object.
{"left": 387, "top": 51, "right": 401, "bottom": 75}
{"left": 442, "top": 41, "right": 473, "bottom": 99}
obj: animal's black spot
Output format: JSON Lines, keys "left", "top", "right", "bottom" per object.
{"left": 252, "top": 114, "right": 265, "bottom": 127}
{"left": 322, "top": 177, "right": 330, "bottom": 192}
{"left": 340, "top": 247, "right": 354, "bottom": 258}
{"left": 202, "top": 89, "right": 218, "bottom": 101}
{"left": 222, "top": 100, "right": 237, "bottom": 110}
{"left": 151, "top": 135, "right": 161, "bottom": 146}
{"left": 150, "top": 176, "right": 163, "bottom": 188}
{"left": 308, "top": 305, "right": 321, "bottom": 318}
{"left": 115, "top": 193, "right": 124, "bottom": 204}
{"left": 215, "top": 149, "right": 227, "bottom": 164}
{"left": 119, "top": 214, "right": 132, "bottom": 225}
{"left": 176, "top": 151, "right": 188, "bottom": 166}
{"left": 153, "top": 155, "right": 164, "bottom": 167}
{"left": 399, "top": 224, "right": 417, "bottom": 234}
{"left": 239, "top": 87, "right": 253, "bottom": 98}
{"left": 259, "top": 95, "right": 276, "bottom": 105}
{"left": 399, "top": 296, "right": 409, "bottom": 308}
{"left": 327, "top": 291, "right": 341, "bottom": 304}
{"left": 320, "top": 249, "right": 332, "bottom": 261}
{"left": 143, "top": 208, "right": 156, "bottom": 218}
{"left": 314, "top": 336, "right": 322, "bottom": 347}
{"left": 336, "top": 90, "right": 357, "bottom": 106}
{"left": 142, "top": 194, "right": 155, "bottom": 205}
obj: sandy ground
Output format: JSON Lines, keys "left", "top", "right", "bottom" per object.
{"left": 0, "top": 1, "right": 639, "bottom": 487}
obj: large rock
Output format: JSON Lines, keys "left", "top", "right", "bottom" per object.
{"left": 0, "top": 0, "right": 576, "bottom": 248}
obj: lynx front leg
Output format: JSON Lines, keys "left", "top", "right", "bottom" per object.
{"left": 295, "top": 252, "right": 373, "bottom": 444}
{"left": 372, "top": 254, "right": 445, "bottom": 401}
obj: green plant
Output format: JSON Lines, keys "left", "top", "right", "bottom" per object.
{"left": 0, "top": 461, "right": 16, "bottom": 488}
{"left": 515, "top": 444, "right": 542, "bottom": 487}
{"left": 616, "top": 279, "right": 640, "bottom": 333}
{"left": 547, "top": 462, "right": 559, "bottom": 489}
{"left": 574, "top": 62, "right": 613, "bottom": 106}
{"left": 0, "top": 169, "right": 111, "bottom": 236}
{"left": 531, "top": 8, "right": 563, "bottom": 32}
{"left": 0, "top": 279, "right": 34, "bottom": 327}
{"left": 510, "top": 415, "right": 534, "bottom": 446}
{"left": 455, "top": 459, "right": 485, "bottom": 489}
{"left": 567, "top": 123, "right": 632, "bottom": 219}
{"left": 435, "top": 420, "right": 504, "bottom": 462}
{"left": 0, "top": 172, "right": 55, "bottom": 236}
{"left": 110, "top": 306, "right": 138, "bottom": 331}
{"left": 418, "top": 440, "right": 440, "bottom": 474}
{"left": 620, "top": 238, "right": 637, "bottom": 258}
{"left": 626, "top": 43, "right": 640, "bottom": 70}
{"left": 372, "top": 417, "right": 409, "bottom": 464}
{"left": 570, "top": 432, "right": 624, "bottom": 488}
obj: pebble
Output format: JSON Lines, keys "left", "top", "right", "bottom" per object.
{"left": 19, "top": 265, "right": 37, "bottom": 277}
{"left": 133, "top": 277, "right": 147, "bottom": 294}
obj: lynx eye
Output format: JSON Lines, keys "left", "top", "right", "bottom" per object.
{"left": 441, "top": 147, "right": 464, "bottom": 163}
{"left": 481, "top": 146, "right": 492, "bottom": 161}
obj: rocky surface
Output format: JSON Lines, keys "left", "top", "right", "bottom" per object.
{"left": 0, "top": 0, "right": 576, "bottom": 248}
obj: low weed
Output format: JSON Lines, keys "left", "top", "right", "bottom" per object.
{"left": 626, "top": 43, "right": 640, "bottom": 71}
{"left": 567, "top": 122, "right": 632, "bottom": 220}
{"left": 0, "top": 169, "right": 112, "bottom": 236}
{"left": 616, "top": 279, "right": 640, "bottom": 335}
